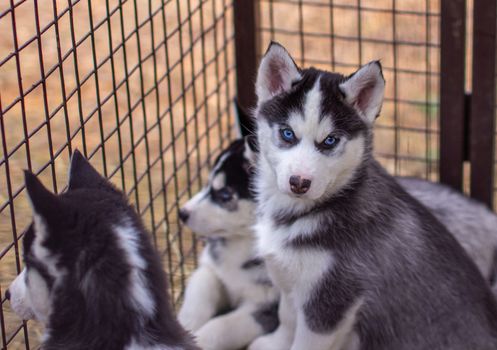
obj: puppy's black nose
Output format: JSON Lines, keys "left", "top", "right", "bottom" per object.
{"left": 289, "top": 175, "right": 312, "bottom": 194}
{"left": 179, "top": 209, "right": 190, "bottom": 223}
{"left": 5, "top": 289, "right": 10, "bottom": 301}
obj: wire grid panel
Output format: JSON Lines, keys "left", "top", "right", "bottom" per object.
{"left": 0, "top": 0, "right": 235, "bottom": 348}
{"left": 258, "top": 0, "right": 440, "bottom": 180}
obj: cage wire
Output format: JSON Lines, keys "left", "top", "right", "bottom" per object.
{"left": 0, "top": 0, "right": 235, "bottom": 348}
{"left": 258, "top": 0, "right": 441, "bottom": 181}
{"left": 0, "top": 0, "right": 484, "bottom": 349}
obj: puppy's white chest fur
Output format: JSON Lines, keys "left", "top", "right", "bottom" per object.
{"left": 255, "top": 215, "right": 333, "bottom": 302}
{"left": 202, "top": 236, "right": 276, "bottom": 306}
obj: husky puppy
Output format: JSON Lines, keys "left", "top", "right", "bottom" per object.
{"left": 237, "top": 98, "right": 497, "bottom": 286}
{"left": 249, "top": 42, "right": 497, "bottom": 350}
{"left": 178, "top": 138, "right": 497, "bottom": 350}
{"left": 178, "top": 139, "right": 279, "bottom": 350}
{"left": 6, "top": 151, "right": 198, "bottom": 350}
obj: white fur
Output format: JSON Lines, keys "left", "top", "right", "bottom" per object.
{"left": 182, "top": 189, "right": 255, "bottom": 237}
{"left": 251, "top": 214, "right": 334, "bottom": 349}
{"left": 7, "top": 269, "right": 36, "bottom": 321}
{"left": 114, "top": 224, "right": 155, "bottom": 317}
{"left": 211, "top": 173, "right": 225, "bottom": 190}
{"left": 255, "top": 218, "right": 333, "bottom": 298}
{"left": 178, "top": 265, "right": 226, "bottom": 332}
{"left": 32, "top": 214, "right": 64, "bottom": 280}
{"left": 8, "top": 214, "right": 61, "bottom": 324}
{"left": 25, "top": 268, "right": 52, "bottom": 324}
{"left": 199, "top": 237, "right": 275, "bottom": 307}
{"left": 194, "top": 304, "right": 267, "bottom": 350}
{"left": 8, "top": 267, "right": 52, "bottom": 324}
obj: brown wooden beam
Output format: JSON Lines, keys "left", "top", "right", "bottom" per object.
{"left": 233, "top": 0, "right": 259, "bottom": 112}
{"left": 439, "top": 0, "right": 466, "bottom": 191}
{"left": 470, "top": 0, "right": 497, "bottom": 207}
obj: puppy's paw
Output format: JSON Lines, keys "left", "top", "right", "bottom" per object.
{"left": 248, "top": 333, "right": 291, "bottom": 350}
{"left": 194, "top": 325, "right": 225, "bottom": 350}
{"left": 178, "top": 310, "right": 205, "bottom": 333}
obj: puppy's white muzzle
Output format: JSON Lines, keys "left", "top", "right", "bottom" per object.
{"left": 7, "top": 269, "right": 36, "bottom": 321}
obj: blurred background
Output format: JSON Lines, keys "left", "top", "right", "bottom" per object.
{"left": 1, "top": 0, "right": 495, "bottom": 348}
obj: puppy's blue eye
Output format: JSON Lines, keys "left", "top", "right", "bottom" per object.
{"left": 322, "top": 135, "right": 339, "bottom": 148}
{"left": 280, "top": 128, "right": 296, "bottom": 143}
{"left": 217, "top": 187, "right": 233, "bottom": 202}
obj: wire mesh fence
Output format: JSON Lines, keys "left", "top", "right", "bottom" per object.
{"left": 258, "top": 0, "right": 441, "bottom": 180}
{"left": 0, "top": 0, "right": 235, "bottom": 348}
{"left": 0, "top": 0, "right": 496, "bottom": 349}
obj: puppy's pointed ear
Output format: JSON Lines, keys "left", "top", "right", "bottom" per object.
{"left": 234, "top": 98, "right": 255, "bottom": 137}
{"left": 25, "top": 171, "right": 63, "bottom": 224}
{"left": 243, "top": 135, "right": 258, "bottom": 164}
{"left": 339, "top": 61, "right": 385, "bottom": 124}
{"left": 256, "top": 42, "right": 301, "bottom": 104}
{"left": 68, "top": 150, "right": 115, "bottom": 192}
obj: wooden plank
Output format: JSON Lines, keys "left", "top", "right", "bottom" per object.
{"left": 470, "top": 0, "right": 497, "bottom": 207}
{"left": 439, "top": 0, "right": 466, "bottom": 191}
{"left": 233, "top": 0, "right": 259, "bottom": 112}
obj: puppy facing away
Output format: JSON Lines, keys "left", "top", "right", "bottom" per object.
{"left": 178, "top": 139, "right": 280, "bottom": 350}
{"left": 6, "top": 151, "right": 198, "bottom": 350}
{"left": 249, "top": 42, "right": 497, "bottom": 350}
{"left": 178, "top": 138, "right": 497, "bottom": 350}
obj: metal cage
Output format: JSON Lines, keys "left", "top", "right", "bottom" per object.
{"left": 1, "top": 0, "right": 496, "bottom": 348}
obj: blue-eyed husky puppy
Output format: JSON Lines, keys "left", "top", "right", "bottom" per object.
{"left": 6, "top": 151, "right": 198, "bottom": 350}
{"left": 249, "top": 42, "right": 497, "bottom": 350}
{"left": 178, "top": 139, "right": 279, "bottom": 350}
{"left": 178, "top": 139, "right": 497, "bottom": 350}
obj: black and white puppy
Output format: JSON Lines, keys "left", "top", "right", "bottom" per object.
{"left": 178, "top": 139, "right": 279, "bottom": 350}
{"left": 6, "top": 151, "right": 198, "bottom": 350}
{"left": 178, "top": 138, "right": 497, "bottom": 350}
{"left": 249, "top": 42, "right": 497, "bottom": 350}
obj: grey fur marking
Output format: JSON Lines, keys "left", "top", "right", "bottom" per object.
{"left": 252, "top": 302, "right": 279, "bottom": 334}
{"left": 206, "top": 237, "right": 226, "bottom": 262}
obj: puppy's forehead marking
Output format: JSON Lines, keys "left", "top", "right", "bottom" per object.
{"left": 304, "top": 76, "right": 322, "bottom": 126}
{"left": 211, "top": 150, "right": 231, "bottom": 176}
{"left": 288, "top": 76, "right": 333, "bottom": 141}
{"left": 211, "top": 173, "right": 226, "bottom": 190}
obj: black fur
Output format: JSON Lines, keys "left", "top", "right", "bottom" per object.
{"left": 235, "top": 97, "right": 255, "bottom": 138}
{"left": 211, "top": 139, "right": 255, "bottom": 201}
{"left": 23, "top": 150, "right": 198, "bottom": 350}
{"left": 241, "top": 257, "right": 264, "bottom": 270}
{"left": 490, "top": 248, "right": 497, "bottom": 286}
